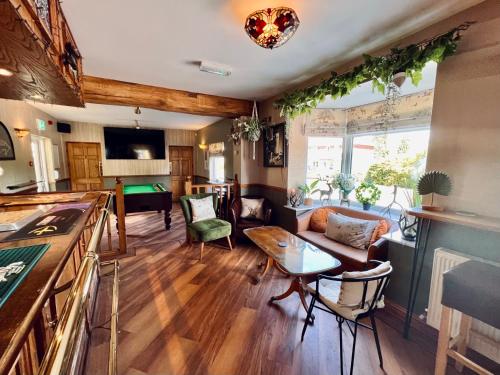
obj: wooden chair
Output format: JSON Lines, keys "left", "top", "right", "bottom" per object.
{"left": 301, "top": 260, "right": 393, "bottom": 375}
{"left": 435, "top": 261, "right": 500, "bottom": 375}
{"left": 229, "top": 195, "right": 272, "bottom": 241}
{"left": 179, "top": 193, "right": 233, "bottom": 260}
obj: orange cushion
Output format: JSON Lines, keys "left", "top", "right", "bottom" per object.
{"left": 310, "top": 207, "right": 335, "bottom": 233}
{"left": 370, "top": 220, "right": 390, "bottom": 245}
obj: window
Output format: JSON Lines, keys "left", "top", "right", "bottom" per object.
{"left": 209, "top": 155, "right": 225, "bottom": 183}
{"left": 306, "top": 137, "right": 343, "bottom": 199}
{"left": 350, "top": 129, "right": 430, "bottom": 209}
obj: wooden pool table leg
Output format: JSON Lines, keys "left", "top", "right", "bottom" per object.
{"left": 164, "top": 211, "right": 171, "bottom": 230}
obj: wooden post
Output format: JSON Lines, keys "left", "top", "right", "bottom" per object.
{"left": 185, "top": 176, "right": 192, "bottom": 195}
{"left": 115, "top": 178, "right": 127, "bottom": 255}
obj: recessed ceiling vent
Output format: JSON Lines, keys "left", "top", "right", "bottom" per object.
{"left": 199, "top": 61, "right": 231, "bottom": 77}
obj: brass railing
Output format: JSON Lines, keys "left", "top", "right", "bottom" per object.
{"left": 38, "top": 193, "right": 119, "bottom": 375}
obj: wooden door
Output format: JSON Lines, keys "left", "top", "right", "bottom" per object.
{"left": 169, "top": 146, "right": 193, "bottom": 201}
{"left": 67, "top": 142, "right": 104, "bottom": 191}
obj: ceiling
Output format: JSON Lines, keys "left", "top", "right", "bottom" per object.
{"left": 31, "top": 0, "right": 481, "bottom": 128}
{"left": 62, "top": 0, "right": 481, "bottom": 101}
{"left": 29, "top": 102, "right": 222, "bottom": 130}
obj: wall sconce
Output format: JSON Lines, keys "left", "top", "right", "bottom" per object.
{"left": 198, "top": 144, "right": 208, "bottom": 150}
{"left": 14, "top": 128, "right": 30, "bottom": 138}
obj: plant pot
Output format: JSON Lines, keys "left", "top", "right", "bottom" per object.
{"left": 304, "top": 198, "right": 314, "bottom": 206}
{"left": 362, "top": 203, "right": 371, "bottom": 211}
{"left": 392, "top": 71, "right": 406, "bottom": 87}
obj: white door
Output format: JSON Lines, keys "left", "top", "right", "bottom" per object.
{"left": 31, "top": 135, "right": 50, "bottom": 192}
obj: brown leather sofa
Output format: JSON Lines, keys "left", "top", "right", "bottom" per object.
{"left": 294, "top": 206, "right": 391, "bottom": 272}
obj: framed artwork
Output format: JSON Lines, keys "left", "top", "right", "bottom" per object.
{"left": 0, "top": 122, "right": 15, "bottom": 160}
{"left": 263, "top": 122, "right": 287, "bottom": 168}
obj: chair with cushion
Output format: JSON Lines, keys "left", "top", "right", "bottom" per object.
{"left": 294, "top": 206, "right": 391, "bottom": 272}
{"left": 229, "top": 195, "right": 272, "bottom": 241}
{"left": 180, "top": 193, "right": 233, "bottom": 260}
{"left": 435, "top": 261, "right": 500, "bottom": 375}
{"left": 301, "top": 260, "right": 393, "bottom": 375}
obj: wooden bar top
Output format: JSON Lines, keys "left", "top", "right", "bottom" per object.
{"left": 0, "top": 191, "right": 105, "bottom": 373}
{"left": 407, "top": 207, "right": 500, "bottom": 233}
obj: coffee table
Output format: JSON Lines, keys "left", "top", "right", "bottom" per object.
{"left": 244, "top": 226, "right": 341, "bottom": 317}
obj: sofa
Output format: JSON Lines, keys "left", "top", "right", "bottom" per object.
{"left": 294, "top": 205, "right": 392, "bottom": 272}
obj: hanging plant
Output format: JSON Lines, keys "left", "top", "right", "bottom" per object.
{"left": 232, "top": 101, "right": 262, "bottom": 159}
{"left": 274, "top": 22, "right": 473, "bottom": 120}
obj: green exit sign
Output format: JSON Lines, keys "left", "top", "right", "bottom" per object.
{"left": 36, "top": 119, "right": 46, "bottom": 131}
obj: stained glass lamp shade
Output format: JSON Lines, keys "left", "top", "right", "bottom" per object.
{"left": 244, "top": 7, "right": 300, "bottom": 49}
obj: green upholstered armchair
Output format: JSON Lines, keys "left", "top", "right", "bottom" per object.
{"left": 179, "top": 193, "right": 233, "bottom": 260}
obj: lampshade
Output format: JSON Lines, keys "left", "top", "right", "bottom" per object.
{"left": 245, "top": 7, "right": 300, "bottom": 49}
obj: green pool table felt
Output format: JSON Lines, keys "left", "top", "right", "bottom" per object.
{"left": 123, "top": 183, "right": 167, "bottom": 195}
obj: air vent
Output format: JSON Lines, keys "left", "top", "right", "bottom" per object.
{"left": 199, "top": 61, "right": 231, "bottom": 77}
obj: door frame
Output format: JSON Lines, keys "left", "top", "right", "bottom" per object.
{"left": 66, "top": 141, "right": 104, "bottom": 191}
{"left": 169, "top": 145, "right": 194, "bottom": 201}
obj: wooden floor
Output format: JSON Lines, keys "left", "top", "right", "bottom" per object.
{"left": 87, "top": 206, "right": 484, "bottom": 375}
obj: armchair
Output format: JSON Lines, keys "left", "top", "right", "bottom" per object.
{"left": 229, "top": 195, "right": 272, "bottom": 241}
{"left": 180, "top": 193, "right": 233, "bottom": 260}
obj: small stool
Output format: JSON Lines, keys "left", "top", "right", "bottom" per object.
{"left": 435, "top": 261, "right": 500, "bottom": 375}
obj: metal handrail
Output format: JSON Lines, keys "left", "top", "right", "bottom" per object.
{"left": 38, "top": 192, "right": 117, "bottom": 375}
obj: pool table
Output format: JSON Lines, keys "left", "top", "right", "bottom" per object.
{"left": 113, "top": 183, "right": 173, "bottom": 230}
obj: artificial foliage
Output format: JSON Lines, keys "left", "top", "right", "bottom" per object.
{"left": 355, "top": 181, "right": 382, "bottom": 205}
{"left": 275, "top": 23, "right": 473, "bottom": 119}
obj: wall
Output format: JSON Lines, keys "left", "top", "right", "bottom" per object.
{"left": 0, "top": 99, "right": 67, "bottom": 192}
{"left": 194, "top": 118, "right": 234, "bottom": 180}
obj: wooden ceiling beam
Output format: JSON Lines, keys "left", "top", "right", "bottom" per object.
{"left": 82, "top": 76, "right": 253, "bottom": 118}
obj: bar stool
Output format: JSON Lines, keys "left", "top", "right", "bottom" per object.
{"left": 435, "top": 261, "right": 500, "bottom": 375}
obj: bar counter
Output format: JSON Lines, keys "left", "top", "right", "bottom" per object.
{"left": 0, "top": 191, "right": 109, "bottom": 375}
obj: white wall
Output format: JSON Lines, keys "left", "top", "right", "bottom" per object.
{"left": 0, "top": 99, "right": 66, "bottom": 192}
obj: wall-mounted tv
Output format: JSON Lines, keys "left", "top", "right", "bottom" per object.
{"left": 104, "top": 127, "right": 166, "bottom": 160}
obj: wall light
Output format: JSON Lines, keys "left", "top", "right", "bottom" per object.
{"left": 198, "top": 144, "right": 208, "bottom": 150}
{"left": 14, "top": 128, "right": 31, "bottom": 138}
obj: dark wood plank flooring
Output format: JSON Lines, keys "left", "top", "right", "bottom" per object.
{"left": 87, "top": 206, "right": 480, "bottom": 375}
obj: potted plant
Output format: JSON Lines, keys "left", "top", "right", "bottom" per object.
{"left": 355, "top": 181, "right": 381, "bottom": 210}
{"left": 297, "top": 179, "right": 320, "bottom": 206}
{"left": 417, "top": 170, "right": 452, "bottom": 211}
{"left": 331, "top": 173, "right": 356, "bottom": 202}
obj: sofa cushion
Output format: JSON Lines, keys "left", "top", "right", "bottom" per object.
{"left": 297, "top": 230, "right": 368, "bottom": 269}
{"left": 336, "top": 214, "right": 379, "bottom": 248}
{"left": 240, "top": 198, "right": 265, "bottom": 220}
{"left": 325, "top": 213, "right": 377, "bottom": 250}
{"left": 310, "top": 207, "right": 335, "bottom": 233}
{"left": 370, "top": 220, "right": 390, "bottom": 244}
{"left": 189, "top": 196, "right": 216, "bottom": 223}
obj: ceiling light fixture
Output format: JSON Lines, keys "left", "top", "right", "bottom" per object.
{"left": 199, "top": 61, "right": 231, "bottom": 76}
{"left": 30, "top": 94, "right": 44, "bottom": 100}
{"left": 244, "top": 7, "right": 300, "bottom": 49}
{"left": 134, "top": 106, "right": 141, "bottom": 115}
{"left": 134, "top": 120, "right": 141, "bottom": 130}
{"left": 0, "top": 68, "right": 13, "bottom": 77}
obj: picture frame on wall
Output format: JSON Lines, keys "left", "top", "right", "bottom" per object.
{"left": 263, "top": 122, "right": 287, "bottom": 168}
{"left": 0, "top": 122, "right": 15, "bottom": 161}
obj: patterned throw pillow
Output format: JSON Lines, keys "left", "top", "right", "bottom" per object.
{"left": 325, "top": 213, "right": 369, "bottom": 250}
{"left": 240, "top": 198, "right": 265, "bottom": 220}
{"left": 189, "top": 196, "right": 216, "bottom": 223}
{"left": 336, "top": 214, "right": 379, "bottom": 249}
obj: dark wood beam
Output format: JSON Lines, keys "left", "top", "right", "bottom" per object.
{"left": 82, "top": 76, "right": 253, "bottom": 118}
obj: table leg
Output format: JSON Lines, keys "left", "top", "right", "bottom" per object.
{"left": 403, "top": 218, "right": 431, "bottom": 338}
{"left": 255, "top": 257, "right": 273, "bottom": 284}
{"left": 270, "top": 277, "right": 315, "bottom": 323}
{"left": 164, "top": 210, "right": 171, "bottom": 230}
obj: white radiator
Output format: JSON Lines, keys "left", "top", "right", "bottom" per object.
{"left": 427, "top": 248, "right": 500, "bottom": 362}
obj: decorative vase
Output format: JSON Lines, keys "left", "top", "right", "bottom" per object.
{"left": 339, "top": 189, "right": 351, "bottom": 207}
{"left": 304, "top": 197, "right": 314, "bottom": 206}
{"left": 289, "top": 190, "right": 304, "bottom": 208}
{"left": 398, "top": 212, "right": 417, "bottom": 241}
{"left": 362, "top": 202, "right": 371, "bottom": 211}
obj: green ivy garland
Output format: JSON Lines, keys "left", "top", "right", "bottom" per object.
{"left": 275, "top": 22, "right": 473, "bottom": 119}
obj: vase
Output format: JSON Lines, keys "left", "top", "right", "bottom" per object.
{"left": 398, "top": 212, "right": 417, "bottom": 241}
{"left": 304, "top": 198, "right": 314, "bottom": 206}
{"left": 362, "top": 203, "right": 371, "bottom": 211}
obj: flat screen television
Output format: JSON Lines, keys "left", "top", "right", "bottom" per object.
{"left": 104, "top": 127, "right": 166, "bottom": 160}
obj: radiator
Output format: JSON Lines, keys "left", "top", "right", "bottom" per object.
{"left": 427, "top": 248, "right": 500, "bottom": 362}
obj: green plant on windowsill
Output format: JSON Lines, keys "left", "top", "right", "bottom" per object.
{"left": 355, "top": 181, "right": 382, "bottom": 211}
{"left": 298, "top": 179, "right": 320, "bottom": 206}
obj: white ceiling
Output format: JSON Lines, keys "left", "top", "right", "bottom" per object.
{"left": 61, "top": 0, "right": 481, "bottom": 101}
{"left": 29, "top": 102, "right": 222, "bottom": 130}
{"left": 318, "top": 61, "right": 437, "bottom": 109}
{"left": 32, "top": 1, "right": 480, "bottom": 128}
